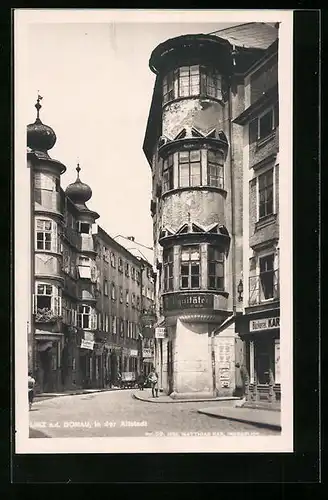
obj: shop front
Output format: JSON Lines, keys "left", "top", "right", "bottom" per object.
{"left": 78, "top": 330, "right": 95, "bottom": 388}
{"left": 237, "top": 311, "right": 280, "bottom": 405}
{"left": 34, "top": 330, "right": 64, "bottom": 393}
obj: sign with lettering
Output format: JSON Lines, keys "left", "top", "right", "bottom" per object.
{"left": 80, "top": 339, "right": 94, "bottom": 350}
{"left": 249, "top": 316, "right": 280, "bottom": 332}
{"left": 155, "top": 327, "right": 166, "bottom": 339}
{"left": 163, "top": 293, "right": 213, "bottom": 311}
{"left": 142, "top": 348, "right": 153, "bottom": 358}
{"left": 129, "top": 349, "right": 138, "bottom": 357}
{"left": 84, "top": 331, "right": 94, "bottom": 342}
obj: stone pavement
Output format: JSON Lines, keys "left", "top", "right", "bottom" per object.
{"left": 197, "top": 405, "right": 281, "bottom": 430}
{"left": 132, "top": 390, "right": 240, "bottom": 404}
{"left": 35, "top": 387, "right": 121, "bottom": 401}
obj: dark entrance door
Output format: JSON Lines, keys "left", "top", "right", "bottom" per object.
{"left": 39, "top": 348, "right": 53, "bottom": 392}
{"left": 167, "top": 340, "right": 174, "bottom": 395}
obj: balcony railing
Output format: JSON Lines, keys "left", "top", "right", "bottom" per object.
{"left": 249, "top": 270, "right": 279, "bottom": 306}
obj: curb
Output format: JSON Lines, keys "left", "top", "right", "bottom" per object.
{"left": 35, "top": 388, "right": 125, "bottom": 400}
{"left": 197, "top": 409, "right": 281, "bottom": 431}
{"left": 132, "top": 393, "right": 240, "bottom": 404}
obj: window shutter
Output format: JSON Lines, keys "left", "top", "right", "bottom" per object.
{"left": 92, "top": 223, "right": 98, "bottom": 235}
{"left": 52, "top": 295, "right": 62, "bottom": 316}
{"left": 52, "top": 221, "right": 58, "bottom": 253}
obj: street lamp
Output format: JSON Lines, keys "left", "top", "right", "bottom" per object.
{"left": 237, "top": 279, "right": 244, "bottom": 302}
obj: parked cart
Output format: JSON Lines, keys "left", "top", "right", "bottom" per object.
{"left": 120, "top": 372, "right": 137, "bottom": 389}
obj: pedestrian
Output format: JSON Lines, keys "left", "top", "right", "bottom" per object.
{"left": 137, "top": 371, "right": 145, "bottom": 391}
{"left": 148, "top": 368, "right": 159, "bottom": 398}
{"left": 28, "top": 371, "right": 36, "bottom": 411}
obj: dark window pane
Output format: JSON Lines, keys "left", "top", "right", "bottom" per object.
{"left": 208, "top": 263, "right": 216, "bottom": 275}
{"left": 191, "top": 276, "right": 199, "bottom": 288}
{"left": 180, "top": 264, "right": 189, "bottom": 276}
{"left": 191, "top": 264, "right": 199, "bottom": 275}
{"left": 209, "top": 277, "right": 216, "bottom": 289}
{"left": 181, "top": 277, "right": 189, "bottom": 288}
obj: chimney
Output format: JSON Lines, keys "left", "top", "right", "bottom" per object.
{"left": 127, "top": 236, "right": 135, "bottom": 241}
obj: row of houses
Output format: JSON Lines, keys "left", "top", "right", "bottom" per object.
{"left": 27, "top": 101, "right": 155, "bottom": 394}
{"left": 144, "top": 22, "right": 281, "bottom": 405}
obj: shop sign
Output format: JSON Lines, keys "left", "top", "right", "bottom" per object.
{"left": 143, "top": 358, "right": 153, "bottom": 363}
{"left": 155, "top": 327, "right": 166, "bottom": 339}
{"left": 84, "top": 331, "right": 95, "bottom": 342}
{"left": 80, "top": 339, "right": 94, "bottom": 350}
{"left": 94, "top": 344, "right": 104, "bottom": 355}
{"left": 249, "top": 316, "right": 280, "bottom": 332}
{"left": 142, "top": 348, "right": 153, "bottom": 358}
{"left": 129, "top": 349, "right": 138, "bottom": 357}
{"left": 122, "top": 347, "right": 129, "bottom": 356}
{"left": 163, "top": 293, "right": 213, "bottom": 311}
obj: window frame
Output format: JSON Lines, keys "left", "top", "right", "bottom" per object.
{"left": 163, "top": 154, "right": 174, "bottom": 193}
{"left": 35, "top": 218, "right": 58, "bottom": 252}
{"left": 259, "top": 253, "right": 276, "bottom": 302}
{"left": 258, "top": 168, "right": 274, "bottom": 219}
{"left": 207, "top": 150, "right": 224, "bottom": 189}
{"left": 257, "top": 106, "right": 275, "bottom": 141}
{"left": 163, "top": 247, "right": 174, "bottom": 292}
{"left": 179, "top": 245, "right": 201, "bottom": 290}
{"left": 178, "top": 150, "right": 202, "bottom": 188}
{"left": 207, "top": 247, "right": 225, "bottom": 290}
{"left": 34, "top": 282, "right": 62, "bottom": 317}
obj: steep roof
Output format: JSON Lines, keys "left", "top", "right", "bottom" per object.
{"left": 212, "top": 22, "right": 278, "bottom": 50}
{"left": 113, "top": 235, "right": 154, "bottom": 266}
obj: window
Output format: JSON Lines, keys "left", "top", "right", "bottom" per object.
{"left": 136, "top": 296, "right": 140, "bottom": 310}
{"left": 180, "top": 246, "right": 200, "bottom": 289}
{"left": 258, "top": 169, "right": 274, "bottom": 218}
{"left": 110, "top": 252, "right": 116, "bottom": 267}
{"left": 105, "top": 314, "right": 109, "bottom": 332}
{"left": 126, "top": 290, "right": 129, "bottom": 306}
{"left": 103, "top": 279, "right": 108, "bottom": 296}
{"left": 131, "top": 293, "right": 136, "bottom": 308}
{"left": 136, "top": 270, "right": 141, "bottom": 284}
{"left": 111, "top": 283, "right": 116, "bottom": 301}
{"left": 255, "top": 339, "right": 273, "bottom": 385}
{"left": 258, "top": 108, "right": 274, "bottom": 140}
{"left": 208, "top": 150, "right": 224, "bottom": 188}
{"left": 131, "top": 267, "right": 135, "bottom": 280}
{"left": 162, "top": 65, "right": 222, "bottom": 104}
{"left": 259, "top": 254, "right": 275, "bottom": 300}
{"left": 119, "top": 287, "right": 123, "bottom": 303}
{"left": 77, "top": 222, "right": 90, "bottom": 234}
{"left": 119, "top": 318, "right": 124, "bottom": 337}
{"left": 34, "top": 172, "right": 57, "bottom": 192}
{"left": 179, "top": 150, "right": 201, "bottom": 187}
{"left": 34, "top": 283, "right": 62, "bottom": 317}
{"left": 125, "top": 262, "right": 130, "bottom": 277}
{"left": 163, "top": 154, "right": 174, "bottom": 193}
{"left": 36, "top": 219, "right": 57, "bottom": 252}
{"left": 163, "top": 248, "right": 174, "bottom": 291}
{"left": 112, "top": 316, "right": 117, "bottom": 334}
{"left": 77, "top": 256, "right": 91, "bottom": 279}
{"left": 118, "top": 258, "right": 123, "bottom": 272}
{"left": 77, "top": 305, "right": 97, "bottom": 330}
{"left": 208, "top": 247, "right": 224, "bottom": 290}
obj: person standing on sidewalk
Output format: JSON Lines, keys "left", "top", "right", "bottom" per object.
{"left": 148, "top": 368, "right": 159, "bottom": 398}
{"left": 28, "top": 371, "right": 36, "bottom": 411}
{"left": 137, "top": 371, "right": 145, "bottom": 390}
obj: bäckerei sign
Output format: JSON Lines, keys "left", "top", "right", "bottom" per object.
{"left": 249, "top": 316, "right": 280, "bottom": 332}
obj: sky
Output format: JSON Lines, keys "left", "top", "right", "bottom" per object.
{"left": 25, "top": 20, "right": 243, "bottom": 248}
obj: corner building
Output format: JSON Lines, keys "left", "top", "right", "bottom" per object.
{"left": 143, "top": 29, "right": 279, "bottom": 399}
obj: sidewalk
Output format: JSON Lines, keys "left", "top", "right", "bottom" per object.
{"left": 35, "top": 387, "right": 122, "bottom": 400}
{"left": 132, "top": 390, "right": 240, "bottom": 404}
{"left": 197, "top": 405, "right": 281, "bottom": 430}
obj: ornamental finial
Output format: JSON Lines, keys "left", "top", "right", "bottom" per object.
{"left": 35, "top": 92, "right": 43, "bottom": 119}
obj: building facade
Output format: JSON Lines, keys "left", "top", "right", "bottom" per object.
{"left": 143, "top": 26, "right": 279, "bottom": 400}
{"left": 27, "top": 99, "right": 154, "bottom": 393}
{"left": 234, "top": 39, "right": 280, "bottom": 405}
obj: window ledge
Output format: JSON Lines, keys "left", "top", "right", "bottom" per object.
{"left": 255, "top": 213, "right": 277, "bottom": 231}
{"left": 162, "top": 94, "right": 225, "bottom": 110}
{"left": 256, "top": 131, "right": 276, "bottom": 149}
{"left": 162, "top": 185, "right": 227, "bottom": 198}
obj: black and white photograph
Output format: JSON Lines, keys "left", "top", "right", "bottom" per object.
{"left": 14, "top": 9, "right": 293, "bottom": 454}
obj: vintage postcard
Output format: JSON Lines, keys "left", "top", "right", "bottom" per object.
{"left": 14, "top": 9, "right": 293, "bottom": 454}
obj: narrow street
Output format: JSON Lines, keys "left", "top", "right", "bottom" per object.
{"left": 29, "top": 389, "right": 279, "bottom": 438}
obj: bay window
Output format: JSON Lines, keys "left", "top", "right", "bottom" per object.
{"left": 162, "top": 65, "right": 222, "bottom": 104}
{"left": 163, "top": 247, "right": 174, "bottom": 291}
{"left": 35, "top": 172, "right": 59, "bottom": 192}
{"left": 178, "top": 150, "right": 201, "bottom": 187}
{"left": 34, "top": 282, "right": 62, "bottom": 319}
{"left": 36, "top": 218, "right": 58, "bottom": 252}
{"left": 208, "top": 247, "right": 224, "bottom": 290}
{"left": 77, "top": 304, "right": 97, "bottom": 330}
{"left": 77, "top": 256, "right": 91, "bottom": 279}
{"left": 180, "top": 246, "right": 200, "bottom": 289}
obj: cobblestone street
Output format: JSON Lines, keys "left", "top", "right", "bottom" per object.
{"left": 29, "top": 389, "right": 279, "bottom": 438}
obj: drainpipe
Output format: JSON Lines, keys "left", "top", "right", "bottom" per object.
{"left": 139, "top": 264, "right": 144, "bottom": 374}
{"left": 228, "top": 72, "right": 237, "bottom": 315}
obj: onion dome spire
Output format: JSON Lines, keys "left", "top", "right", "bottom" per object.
{"left": 27, "top": 94, "right": 57, "bottom": 153}
{"left": 65, "top": 163, "right": 92, "bottom": 208}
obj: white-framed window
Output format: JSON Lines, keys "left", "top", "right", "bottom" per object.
{"left": 33, "top": 282, "right": 62, "bottom": 317}
{"left": 105, "top": 314, "right": 109, "bottom": 332}
{"left": 207, "top": 150, "right": 224, "bottom": 188}
{"left": 77, "top": 304, "right": 97, "bottom": 330}
{"left": 103, "top": 279, "right": 108, "bottom": 296}
{"left": 119, "top": 318, "right": 124, "bottom": 337}
{"left": 259, "top": 254, "right": 278, "bottom": 301}
{"left": 163, "top": 247, "right": 174, "bottom": 291}
{"left": 180, "top": 245, "right": 201, "bottom": 289}
{"left": 178, "top": 150, "right": 201, "bottom": 187}
{"left": 111, "top": 283, "right": 116, "bottom": 301}
{"left": 77, "top": 256, "right": 91, "bottom": 279}
{"left": 110, "top": 252, "right": 116, "bottom": 267}
{"left": 77, "top": 221, "right": 90, "bottom": 234}
{"left": 35, "top": 218, "right": 58, "bottom": 252}
{"left": 126, "top": 290, "right": 129, "bottom": 306}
